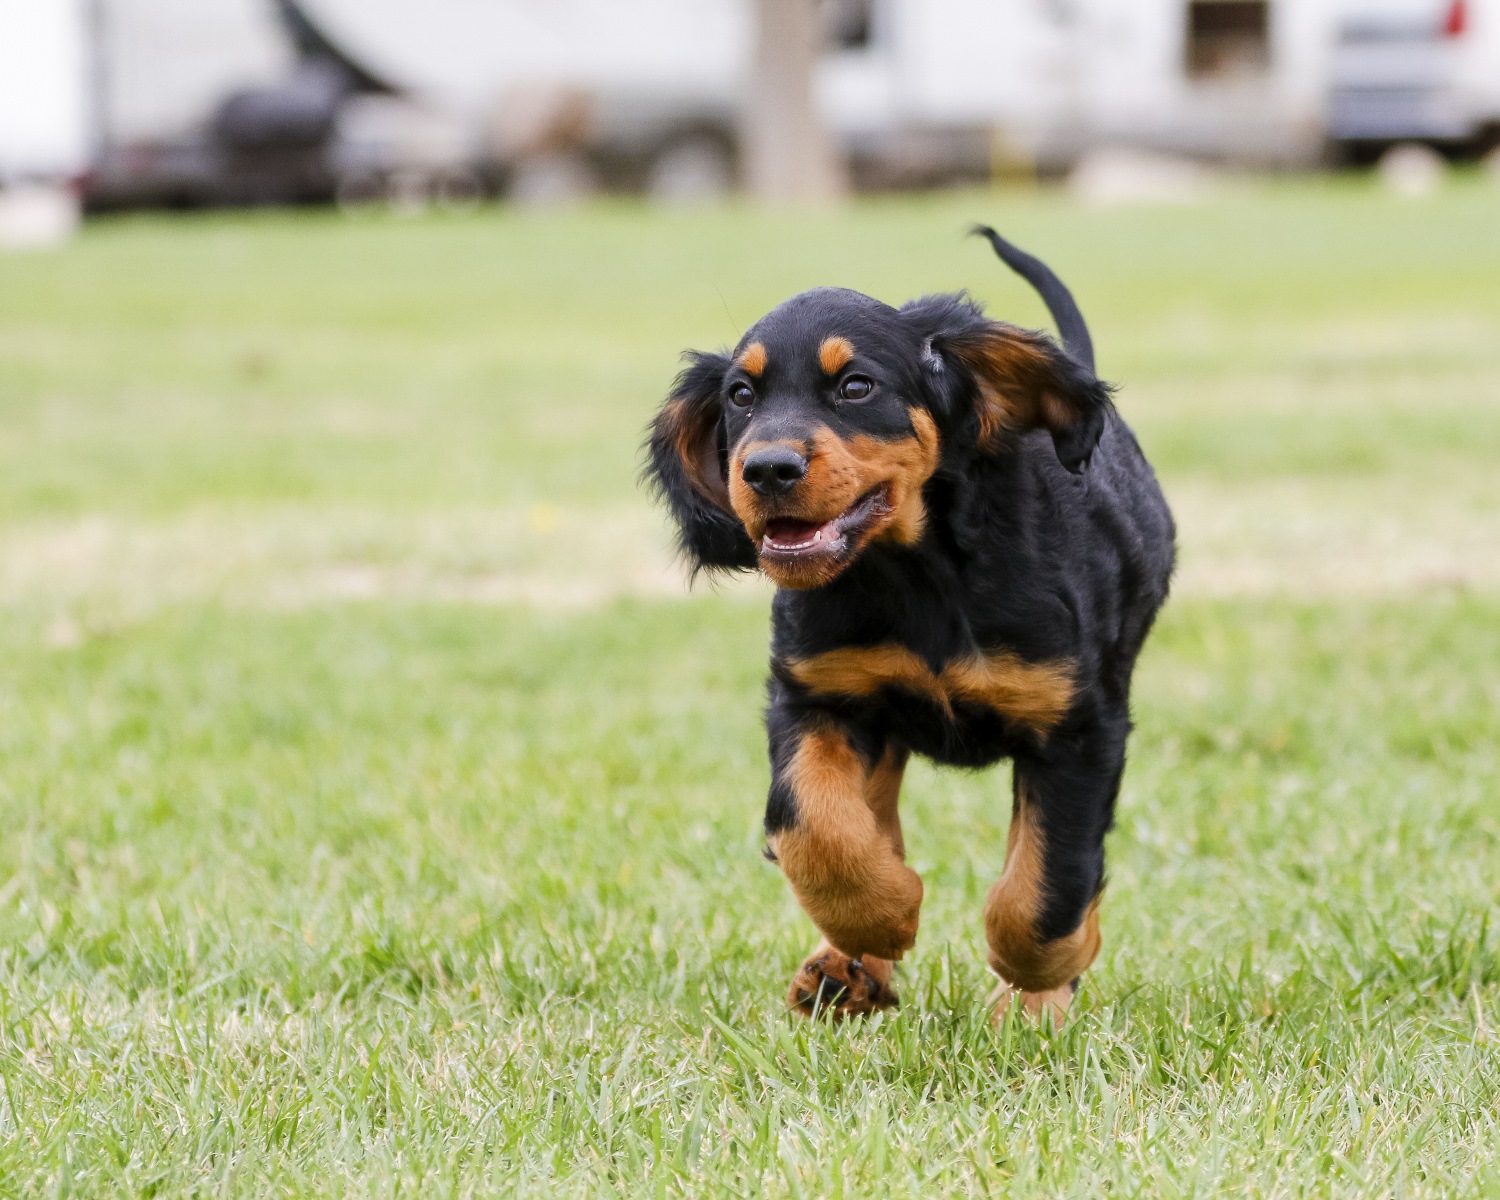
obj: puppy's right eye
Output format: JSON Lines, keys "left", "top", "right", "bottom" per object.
{"left": 729, "top": 382, "right": 754, "bottom": 407}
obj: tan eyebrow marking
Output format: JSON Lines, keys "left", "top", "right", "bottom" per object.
{"left": 819, "top": 336, "right": 855, "bottom": 375}
{"left": 739, "top": 342, "right": 767, "bottom": 377}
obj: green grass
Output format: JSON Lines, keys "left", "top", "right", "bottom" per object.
{"left": 1, "top": 177, "right": 1498, "bottom": 1196}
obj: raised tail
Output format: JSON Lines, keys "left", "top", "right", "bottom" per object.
{"left": 970, "top": 225, "right": 1096, "bottom": 374}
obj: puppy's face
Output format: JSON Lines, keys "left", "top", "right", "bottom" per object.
{"left": 646, "top": 285, "right": 1111, "bottom": 589}
{"left": 719, "top": 290, "right": 941, "bottom": 589}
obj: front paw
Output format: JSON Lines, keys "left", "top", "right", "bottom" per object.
{"left": 787, "top": 942, "right": 898, "bottom": 1019}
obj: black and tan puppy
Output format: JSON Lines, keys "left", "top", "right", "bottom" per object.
{"left": 646, "top": 229, "right": 1174, "bottom": 1022}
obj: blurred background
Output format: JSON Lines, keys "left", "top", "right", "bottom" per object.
{"left": 4, "top": 0, "right": 1500, "bottom": 236}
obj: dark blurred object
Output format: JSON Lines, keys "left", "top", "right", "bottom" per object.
{"left": 86, "top": 0, "right": 386, "bottom": 209}
{"left": 215, "top": 60, "right": 352, "bottom": 152}
{"left": 1186, "top": 2, "right": 1271, "bottom": 80}
{"left": 1328, "top": 0, "right": 1500, "bottom": 160}
{"left": 824, "top": 0, "right": 874, "bottom": 51}
{"left": 193, "top": 58, "right": 355, "bottom": 204}
{"left": 83, "top": 0, "right": 744, "bottom": 211}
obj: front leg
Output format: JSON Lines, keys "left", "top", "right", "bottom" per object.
{"left": 985, "top": 725, "right": 1126, "bottom": 1025}
{"left": 764, "top": 707, "right": 921, "bottom": 1013}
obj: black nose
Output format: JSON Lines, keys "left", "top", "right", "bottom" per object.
{"left": 741, "top": 446, "right": 808, "bottom": 497}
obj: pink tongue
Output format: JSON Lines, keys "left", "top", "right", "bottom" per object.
{"left": 765, "top": 517, "right": 825, "bottom": 544}
{"left": 768, "top": 519, "right": 840, "bottom": 552}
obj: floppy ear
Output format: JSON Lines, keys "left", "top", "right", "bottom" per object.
{"left": 901, "top": 294, "right": 1112, "bottom": 473}
{"left": 644, "top": 351, "right": 759, "bottom": 573}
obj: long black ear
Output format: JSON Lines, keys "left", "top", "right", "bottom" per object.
{"left": 900, "top": 293, "right": 1113, "bottom": 473}
{"left": 644, "top": 352, "right": 759, "bottom": 573}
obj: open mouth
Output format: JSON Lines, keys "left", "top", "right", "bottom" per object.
{"left": 760, "top": 486, "right": 890, "bottom": 560}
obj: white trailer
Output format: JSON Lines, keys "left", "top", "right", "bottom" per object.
{"left": 0, "top": 0, "right": 91, "bottom": 181}
{"left": 0, "top": 0, "right": 91, "bottom": 245}
{"left": 819, "top": 0, "right": 1346, "bottom": 169}
{"left": 295, "top": 0, "right": 1352, "bottom": 178}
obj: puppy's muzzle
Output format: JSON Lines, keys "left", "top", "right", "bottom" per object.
{"left": 741, "top": 446, "right": 808, "bottom": 498}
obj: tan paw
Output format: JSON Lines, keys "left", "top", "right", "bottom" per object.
{"left": 787, "top": 941, "right": 898, "bottom": 1019}
{"left": 989, "top": 977, "right": 1079, "bottom": 1029}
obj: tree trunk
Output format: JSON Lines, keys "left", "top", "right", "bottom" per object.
{"left": 741, "top": 0, "right": 847, "bottom": 204}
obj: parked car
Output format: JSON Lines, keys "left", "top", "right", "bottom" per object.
{"left": 1328, "top": 0, "right": 1500, "bottom": 157}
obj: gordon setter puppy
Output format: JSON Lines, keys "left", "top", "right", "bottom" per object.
{"left": 646, "top": 229, "right": 1174, "bottom": 1023}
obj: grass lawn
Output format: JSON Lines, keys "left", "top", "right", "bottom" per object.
{"left": 1, "top": 177, "right": 1498, "bottom": 1196}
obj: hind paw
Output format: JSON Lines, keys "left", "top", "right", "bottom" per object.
{"left": 989, "top": 977, "right": 1079, "bottom": 1029}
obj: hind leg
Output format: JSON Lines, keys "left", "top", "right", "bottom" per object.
{"left": 985, "top": 726, "right": 1125, "bottom": 1026}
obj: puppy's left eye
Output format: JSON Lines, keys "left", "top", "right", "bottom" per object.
{"left": 839, "top": 375, "right": 875, "bottom": 402}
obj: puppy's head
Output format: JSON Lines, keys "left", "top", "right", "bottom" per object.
{"left": 646, "top": 287, "right": 1111, "bottom": 589}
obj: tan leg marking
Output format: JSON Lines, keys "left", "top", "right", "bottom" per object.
{"left": 769, "top": 730, "right": 921, "bottom": 961}
{"left": 784, "top": 644, "right": 1075, "bottom": 737}
{"left": 985, "top": 788, "right": 1101, "bottom": 1000}
{"left": 787, "top": 939, "right": 897, "bottom": 1019}
{"left": 866, "top": 744, "right": 908, "bottom": 858}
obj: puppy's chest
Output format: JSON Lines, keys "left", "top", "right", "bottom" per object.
{"left": 781, "top": 641, "right": 1076, "bottom": 739}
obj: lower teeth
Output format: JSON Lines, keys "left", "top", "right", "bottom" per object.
{"left": 768, "top": 496, "right": 879, "bottom": 552}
